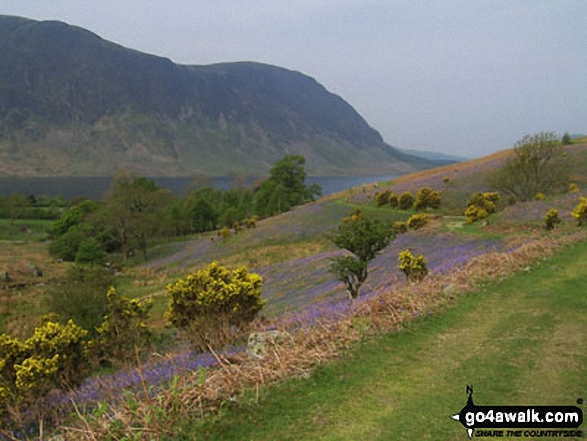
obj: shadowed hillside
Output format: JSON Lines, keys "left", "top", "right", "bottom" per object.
{"left": 0, "top": 15, "right": 441, "bottom": 177}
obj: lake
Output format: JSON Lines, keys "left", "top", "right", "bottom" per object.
{"left": 0, "top": 175, "right": 397, "bottom": 200}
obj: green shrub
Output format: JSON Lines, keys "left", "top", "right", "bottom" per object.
{"left": 95, "top": 287, "right": 152, "bottom": 365}
{"left": 398, "top": 250, "right": 428, "bottom": 282}
{"left": 46, "top": 266, "right": 114, "bottom": 336}
{"left": 407, "top": 213, "right": 430, "bottom": 230}
{"left": 544, "top": 209, "right": 561, "bottom": 230}
{"left": 48, "top": 226, "right": 87, "bottom": 261}
{"left": 534, "top": 192, "right": 546, "bottom": 201}
{"left": 413, "top": 187, "right": 441, "bottom": 211}
{"left": 398, "top": 191, "right": 415, "bottom": 210}
{"left": 572, "top": 197, "right": 587, "bottom": 226}
{"left": 165, "top": 262, "right": 265, "bottom": 350}
{"left": 74, "top": 238, "right": 106, "bottom": 266}
{"left": 465, "top": 205, "right": 489, "bottom": 224}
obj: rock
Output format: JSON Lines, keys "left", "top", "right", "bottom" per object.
{"left": 442, "top": 284, "right": 459, "bottom": 295}
{"left": 247, "top": 330, "right": 293, "bottom": 359}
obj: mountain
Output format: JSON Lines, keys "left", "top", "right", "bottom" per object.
{"left": 0, "top": 15, "right": 439, "bottom": 177}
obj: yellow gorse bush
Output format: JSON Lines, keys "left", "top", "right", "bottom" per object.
{"left": 0, "top": 320, "right": 88, "bottom": 405}
{"left": 398, "top": 249, "right": 428, "bottom": 282}
{"left": 166, "top": 262, "right": 265, "bottom": 330}
{"left": 572, "top": 197, "right": 587, "bottom": 226}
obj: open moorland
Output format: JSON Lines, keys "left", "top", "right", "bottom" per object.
{"left": 1, "top": 137, "right": 587, "bottom": 439}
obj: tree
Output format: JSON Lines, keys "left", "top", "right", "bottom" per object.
{"left": 102, "top": 172, "right": 172, "bottom": 260}
{"left": 562, "top": 132, "right": 572, "bottom": 145}
{"left": 329, "top": 211, "right": 395, "bottom": 299}
{"left": 254, "top": 155, "right": 321, "bottom": 217}
{"left": 489, "top": 132, "right": 569, "bottom": 201}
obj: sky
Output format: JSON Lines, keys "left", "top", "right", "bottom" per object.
{"left": 1, "top": 0, "right": 586, "bottom": 158}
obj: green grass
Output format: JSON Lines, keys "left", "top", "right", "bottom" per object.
{"left": 0, "top": 218, "right": 52, "bottom": 241}
{"left": 184, "top": 239, "right": 587, "bottom": 440}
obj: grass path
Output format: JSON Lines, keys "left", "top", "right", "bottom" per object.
{"left": 187, "top": 240, "right": 587, "bottom": 440}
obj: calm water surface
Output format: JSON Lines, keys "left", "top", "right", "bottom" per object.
{"left": 0, "top": 175, "right": 397, "bottom": 200}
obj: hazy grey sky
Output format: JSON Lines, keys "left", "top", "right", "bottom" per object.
{"left": 2, "top": 0, "right": 586, "bottom": 157}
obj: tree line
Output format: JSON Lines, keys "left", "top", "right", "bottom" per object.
{"left": 48, "top": 155, "right": 321, "bottom": 263}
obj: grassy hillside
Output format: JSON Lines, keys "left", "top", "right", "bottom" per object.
{"left": 2, "top": 140, "right": 587, "bottom": 438}
{"left": 189, "top": 239, "right": 587, "bottom": 440}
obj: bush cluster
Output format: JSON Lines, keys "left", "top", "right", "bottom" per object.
{"left": 413, "top": 187, "right": 441, "bottom": 211}
{"left": 465, "top": 192, "right": 500, "bottom": 224}
{"left": 398, "top": 191, "right": 415, "bottom": 210}
{"left": 0, "top": 320, "right": 88, "bottom": 407}
{"left": 398, "top": 249, "right": 428, "bottom": 282}
{"left": 95, "top": 287, "right": 153, "bottom": 366}
{"left": 407, "top": 213, "right": 430, "bottom": 230}
{"left": 165, "top": 262, "right": 265, "bottom": 350}
{"left": 572, "top": 197, "right": 587, "bottom": 226}
{"left": 544, "top": 209, "right": 561, "bottom": 230}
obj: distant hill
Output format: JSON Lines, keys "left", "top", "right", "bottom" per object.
{"left": 0, "top": 15, "right": 441, "bottom": 177}
{"left": 398, "top": 148, "right": 467, "bottom": 164}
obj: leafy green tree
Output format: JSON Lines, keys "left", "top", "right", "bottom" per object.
{"left": 75, "top": 239, "right": 106, "bottom": 266}
{"left": 48, "top": 226, "right": 88, "bottom": 261}
{"left": 102, "top": 172, "right": 172, "bottom": 260}
{"left": 562, "top": 132, "right": 572, "bottom": 145}
{"left": 329, "top": 211, "right": 395, "bottom": 299}
{"left": 49, "top": 199, "right": 100, "bottom": 238}
{"left": 254, "top": 155, "right": 321, "bottom": 217}
{"left": 489, "top": 132, "right": 569, "bottom": 201}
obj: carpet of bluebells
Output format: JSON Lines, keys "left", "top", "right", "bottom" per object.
{"left": 50, "top": 224, "right": 506, "bottom": 414}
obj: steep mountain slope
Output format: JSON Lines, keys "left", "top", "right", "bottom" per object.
{"left": 0, "top": 15, "right": 439, "bottom": 177}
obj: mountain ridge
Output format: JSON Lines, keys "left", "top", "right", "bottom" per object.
{"left": 0, "top": 15, "right": 442, "bottom": 176}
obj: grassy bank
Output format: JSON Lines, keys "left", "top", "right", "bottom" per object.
{"left": 187, "top": 239, "right": 587, "bottom": 440}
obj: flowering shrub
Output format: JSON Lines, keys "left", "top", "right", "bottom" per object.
{"left": 465, "top": 205, "right": 489, "bottom": 224}
{"left": 407, "top": 213, "right": 430, "bottom": 230}
{"left": 393, "top": 221, "right": 407, "bottom": 234}
{"left": 569, "top": 183, "right": 579, "bottom": 193}
{"left": 398, "top": 191, "right": 415, "bottom": 210}
{"left": 0, "top": 320, "right": 88, "bottom": 407}
{"left": 544, "top": 209, "right": 562, "bottom": 230}
{"left": 572, "top": 197, "right": 587, "bottom": 226}
{"left": 413, "top": 187, "right": 441, "bottom": 211}
{"left": 534, "top": 192, "right": 546, "bottom": 201}
{"left": 166, "top": 262, "right": 265, "bottom": 350}
{"left": 389, "top": 193, "right": 399, "bottom": 208}
{"left": 95, "top": 287, "right": 152, "bottom": 365}
{"left": 468, "top": 192, "right": 498, "bottom": 214}
{"left": 398, "top": 249, "right": 428, "bottom": 282}
{"left": 218, "top": 226, "right": 231, "bottom": 238}
{"left": 375, "top": 190, "right": 391, "bottom": 207}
